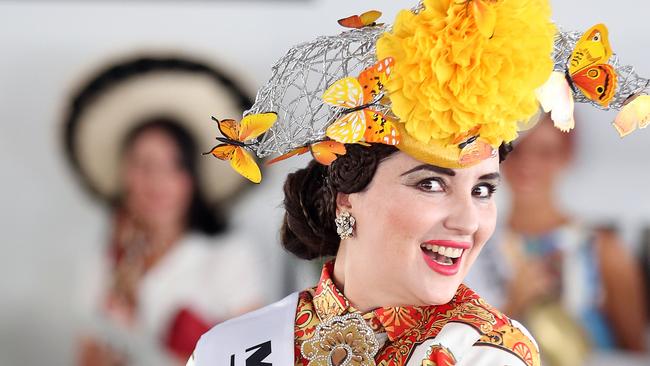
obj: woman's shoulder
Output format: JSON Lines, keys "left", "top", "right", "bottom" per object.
{"left": 457, "top": 285, "right": 541, "bottom": 366}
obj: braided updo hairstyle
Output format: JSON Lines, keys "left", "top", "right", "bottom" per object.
{"left": 281, "top": 142, "right": 514, "bottom": 260}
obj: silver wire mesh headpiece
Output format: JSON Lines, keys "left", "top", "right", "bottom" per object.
{"left": 244, "top": 2, "right": 648, "bottom": 159}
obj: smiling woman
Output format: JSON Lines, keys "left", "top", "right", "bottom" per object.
{"left": 283, "top": 144, "right": 505, "bottom": 310}
{"left": 186, "top": 0, "right": 649, "bottom": 365}
{"left": 270, "top": 144, "right": 531, "bottom": 366}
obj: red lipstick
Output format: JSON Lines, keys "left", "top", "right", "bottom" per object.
{"left": 421, "top": 240, "right": 471, "bottom": 276}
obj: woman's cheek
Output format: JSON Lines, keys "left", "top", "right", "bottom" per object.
{"left": 473, "top": 202, "right": 497, "bottom": 251}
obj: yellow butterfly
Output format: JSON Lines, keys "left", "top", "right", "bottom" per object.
{"left": 613, "top": 95, "right": 650, "bottom": 137}
{"left": 323, "top": 58, "right": 400, "bottom": 146}
{"left": 205, "top": 112, "right": 277, "bottom": 183}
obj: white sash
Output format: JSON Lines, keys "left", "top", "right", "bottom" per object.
{"left": 190, "top": 292, "right": 299, "bottom": 366}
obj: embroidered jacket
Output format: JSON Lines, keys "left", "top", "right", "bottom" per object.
{"left": 293, "top": 261, "right": 540, "bottom": 366}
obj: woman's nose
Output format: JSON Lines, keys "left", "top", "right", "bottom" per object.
{"left": 442, "top": 192, "right": 479, "bottom": 235}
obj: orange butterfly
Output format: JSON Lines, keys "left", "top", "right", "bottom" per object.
{"left": 536, "top": 24, "right": 617, "bottom": 133}
{"left": 568, "top": 24, "right": 617, "bottom": 107}
{"left": 460, "top": 0, "right": 499, "bottom": 38}
{"left": 458, "top": 135, "right": 496, "bottom": 166}
{"left": 266, "top": 141, "right": 347, "bottom": 166}
{"left": 613, "top": 94, "right": 650, "bottom": 137}
{"left": 323, "top": 58, "right": 400, "bottom": 146}
{"left": 205, "top": 113, "right": 277, "bottom": 183}
{"left": 338, "top": 10, "right": 382, "bottom": 29}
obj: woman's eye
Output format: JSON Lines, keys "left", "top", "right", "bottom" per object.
{"left": 473, "top": 184, "right": 497, "bottom": 199}
{"left": 417, "top": 178, "right": 445, "bottom": 192}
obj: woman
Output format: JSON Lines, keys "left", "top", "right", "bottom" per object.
{"left": 189, "top": 0, "right": 649, "bottom": 364}
{"left": 466, "top": 116, "right": 647, "bottom": 364}
{"left": 64, "top": 57, "right": 264, "bottom": 365}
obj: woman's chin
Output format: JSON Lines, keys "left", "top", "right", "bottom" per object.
{"left": 418, "top": 283, "right": 459, "bottom": 306}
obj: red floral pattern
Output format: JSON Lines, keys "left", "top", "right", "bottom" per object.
{"left": 294, "top": 262, "right": 540, "bottom": 366}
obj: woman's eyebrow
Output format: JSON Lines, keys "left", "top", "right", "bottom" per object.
{"left": 478, "top": 172, "right": 501, "bottom": 181}
{"left": 400, "top": 164, "right": 456, "bottom": 177}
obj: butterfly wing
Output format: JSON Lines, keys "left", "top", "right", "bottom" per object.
{"left": 230, "top": 147, "right": 262, "bottom": 183}
{"left": 311, "top": 141, "right": 347, "bottom": 166}
{"left": 207, "top": 144, "right": 237, "bottom": 161}
{"left": 323, "top": 77, "right": 364, "bottom": 109}
{"left": 359, "top": 10, "right": 382, "bottom": 26}
{"left": 363, "top": 110, "right": 400, "bottom": 145}
{"left": 535, "top": 71, "right": 576, "bottom": 132}
{"left": 451, "top": 126, "right": 482, "bottom": 145}
{"left": 358, "top": 57, "right": 395, "bottom": 103}
{"left": 326, "top": 111, "right": 367, "bottom": 143}
{"left": 472, "top": 0, "right": 497, "bottom": 38}
{"left": 571, "top": 64, "right": 617, "bottom": 107}
{"left": 613, "top": 95, "right": 650, "bottom": 137}
{"left": 266, "top": 146, "right": 310, "bottom": 165}
{"left": 338, "top": 15, "right": 364, "bottom": 29}
{"left": 238, "top": 112, "right": 278, "bottom": 141}
{"left": 215, "top": 119, "right": 240, "bottom": 140}
{"left": 569, "top": 24, "right": 613, "bottom": 75}
{"left": 337, "top": 10, "right": 381, "bottom": 29}
{"left": 459, "top": 139, "right": 497, "bottom": 166}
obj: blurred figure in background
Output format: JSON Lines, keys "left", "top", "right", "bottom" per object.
{"left": 64, "top": 57, "right": 263, "bottom": 365}
{"left": 466, "top": 115, "right": 648, "bottom": 365}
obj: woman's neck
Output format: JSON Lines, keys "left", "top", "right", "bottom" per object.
{"left": 332, "top": 248, "right": 395, "bottom": 313}
{"left": 508, "top": 194, "right": 570, "bottom": 235}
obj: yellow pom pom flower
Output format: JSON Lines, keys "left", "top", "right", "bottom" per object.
{"left": 377, "top": 0, "right": 556, "bottom": 166}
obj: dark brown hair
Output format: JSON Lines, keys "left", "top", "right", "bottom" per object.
{"left": 281, "top": 142, "right": 513, "bottom": 260}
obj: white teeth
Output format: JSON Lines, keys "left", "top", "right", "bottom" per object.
{"left": 421, "top": 244, "right": 465, "bottom": 259}
{"left": 445, "top": 247, "right": 455, "bottom": 257}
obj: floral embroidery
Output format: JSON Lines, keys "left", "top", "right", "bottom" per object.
{"left": 422, "top": 344, "right": 456, "bottom": 366}
{"left": 301, "top": 313, "right": 379, "bottom": 366}
{"left": 294, "top": 262, "right": 539, "bottom": 366}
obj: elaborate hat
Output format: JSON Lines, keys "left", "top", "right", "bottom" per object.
{"left": 206, "top": 0, "right": 649, "bottom": 183}
{"left": 63, "top": 56, "right": 254, "bottom": 204}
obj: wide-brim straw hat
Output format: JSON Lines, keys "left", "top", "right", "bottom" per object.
{"left": 63, "top": 55, "right": 254, "bottom": 205}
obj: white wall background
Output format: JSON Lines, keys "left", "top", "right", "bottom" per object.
{"left": 1, "top": 0, "right": 649, "bottom": 365}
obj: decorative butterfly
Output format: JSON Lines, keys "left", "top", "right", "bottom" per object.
{"left": 536, "top": 24, "right": 617, "bottom": 133}
{"left": 323, "top": 57, "right": 400, "bottom": 146}
{"left": 266, "top": 140, "right": 347, "bottom": 166}
{"left": 613, "top": 94, "right": 650, "bottom": 137}
{"left": 568, "top": 23, "right": 617, "bottom": 107}
{"left": 535, "top": 71, "right": 576, "bottom": 132}
{"left": 205, "top": 112, "right": 277, "bottom": 183}
{"left": 338, "top": 10, "right": 382, "bottom": 29}
{"left": 458, "top": 135, "right": 497, "bottom": 166}
{"left": 459, "top": 0, "right": 499, "bottom": 38}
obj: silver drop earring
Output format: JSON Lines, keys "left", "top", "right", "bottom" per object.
{"left": 335, "top": 211, "right": 356, "bottom": 240}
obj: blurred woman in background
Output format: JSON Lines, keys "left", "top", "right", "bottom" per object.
{"left": 467, "top": 115, "right": 648, "bottom": 365}
{"left": 65, "top": 57, "right": 263, "bottom": 365}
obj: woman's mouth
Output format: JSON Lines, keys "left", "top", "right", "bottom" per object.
{"left": 419, "top": 241, "right": 470, "bottom": 276}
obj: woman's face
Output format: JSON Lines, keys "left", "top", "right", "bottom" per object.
{"left": 121, "top": 128, "right": 193, "bottom": 230}
{"left": 341, "top": 151, "right": 500, "bottom": 307}
{"left": 502, "top": 120, "right": 572, "bottom": 198}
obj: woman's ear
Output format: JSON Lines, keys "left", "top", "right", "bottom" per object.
{"left": 336, "top": 192, "right": 352, "bottom": 215}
